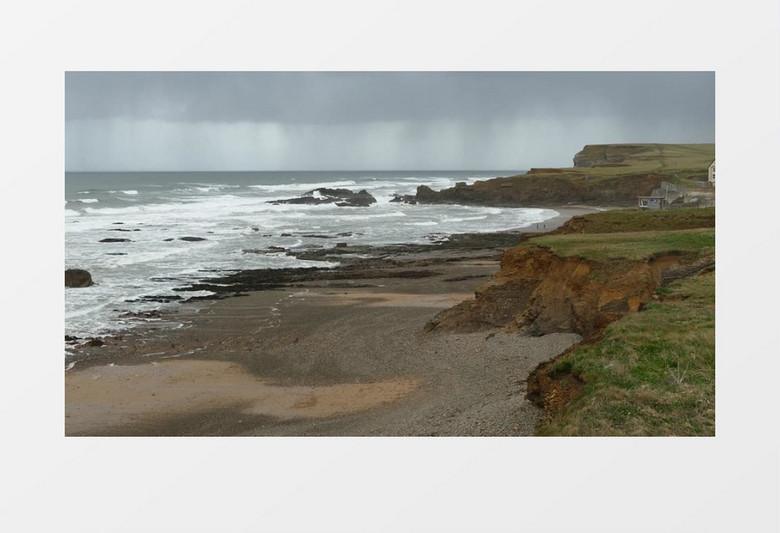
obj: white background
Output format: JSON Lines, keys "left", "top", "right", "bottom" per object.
{"left": 1, "top": 0, "right": 778, "bottom": 531}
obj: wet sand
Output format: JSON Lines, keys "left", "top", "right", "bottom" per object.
{"left": 65, "top": 206, "right": 597, "bottom": 436}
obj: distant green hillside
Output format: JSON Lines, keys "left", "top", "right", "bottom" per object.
{"left": 568, "top": 143, "right": 715, "bottom": 183}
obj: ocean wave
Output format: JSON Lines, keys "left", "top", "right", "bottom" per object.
{"left": 77, "top": 198, "right": 99, "bottom": 203}
{"left": 175, "top": 183, "right": 242, "bottom": 193}
{"left": 249, "top": 180, "right": 357, "bottom": 192}
{"left": 441, "top": 215, "right": 488, "bottom": 223}
{"left": 65, "top": 209, "right": 82, "bottom": 217}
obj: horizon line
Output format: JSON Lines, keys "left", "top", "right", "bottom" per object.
{"left": 64, "top": 168, "right": 531, "bottom": 173}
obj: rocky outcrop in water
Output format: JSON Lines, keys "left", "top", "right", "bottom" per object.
{"left": 269, "top": 188, "right": 377, "bottom": 207}
{"left": 66, "top": 269, "right": 94, "bottom": 287}
{"left": 390, "top": 194, "right": 417, "bottom": 204}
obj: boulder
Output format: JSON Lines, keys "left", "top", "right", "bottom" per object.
{"left": 99, "top": 238, "right": 131, "bottom": 243}
{"left": 65, "top": 268, "right": 93, "bottom": 287}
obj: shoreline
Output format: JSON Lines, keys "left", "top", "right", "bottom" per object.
{"left": 65, "top": 204, "right": 602, "bottom": 436}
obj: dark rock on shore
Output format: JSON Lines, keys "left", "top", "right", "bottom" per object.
{"left": 100, "top": 238, "right": 131, "bottom": 243}
{"left": 176, "top": 266, "right": 437, "bottom": 295}
{"left": 125, "top": 295, "right": 183, "bottom": 303}
{"left": 108, "top": 228, "right": 141, "bottom": 232}
{"left": 66, "top": 268, "right": 94, "bottom": 287}
{"left": 242, "top": 246, "right": 286, "bottom": 254}
{"left": 118, "top": 310, "right": 163, "bottom": 319}
{"left": 269, "top": 188, "right": 377, "bottom": 207}
{"left": 180, "top": 236, "right": 207, "bottom": 242}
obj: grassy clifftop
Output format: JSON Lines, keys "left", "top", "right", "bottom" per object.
{"left": 572, "top": 143, "right": 714, "bottom": 175}
{"left": 523, "top": 208, "right": 715, "bottom": 435}
{"left": 416, "top": 143, "right": 715, "bottom": 207}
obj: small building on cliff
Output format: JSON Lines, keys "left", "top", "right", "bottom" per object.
{"left": 708, "top": 160, "right": 716, "bottom": 185}
{"left": 638, "top": 195, "right": 665, "bottom": 210}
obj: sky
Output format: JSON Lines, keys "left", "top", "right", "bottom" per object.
{"left": 65, "top": 71, "right": 715, "bottom": 171}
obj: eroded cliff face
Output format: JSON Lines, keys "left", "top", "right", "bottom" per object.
{"left": 426, "top": 246, "right": 687, "bottom": 337}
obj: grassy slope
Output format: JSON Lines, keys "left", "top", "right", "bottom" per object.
{"left": 524, "top": 207, "right": 715, "bottom": 436}
{"left": 552, "top": 207, "right": 715, "bottom": 234}
{"left": 526, "top": 228, "right": 715, "bottom": 262}
{"left": 573, "top": 143, "right": 714, "bottom": 176}
{"left": 535, "top": 272, "right": 715, "bottom": 436}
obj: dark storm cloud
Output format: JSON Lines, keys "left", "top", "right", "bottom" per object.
{"left": 65, "top": 71, "right": 714, "bottom": 125}
{"left": 65, "top": 72, "right": 714, "bottom": 171}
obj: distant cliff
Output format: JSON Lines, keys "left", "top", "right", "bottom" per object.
{"left": 414, "top": 143, "right": 715, "bottom": 207}
{"left": 416, "top": 172, "right": 667, "bottom": 207}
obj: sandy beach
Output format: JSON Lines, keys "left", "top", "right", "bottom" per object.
{"left": 65, "top": 206, "right": 596, "bottom": 436}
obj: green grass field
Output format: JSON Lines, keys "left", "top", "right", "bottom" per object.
{"left": 525, "top": 228, "right": 715, "bottom": 262}
{"left": 555, "top": 207, "right": 715, "bottom": 234}
{"left": 575, "top": 143, "right": 715, "bottom": 177}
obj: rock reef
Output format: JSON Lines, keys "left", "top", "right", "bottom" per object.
{"left": 269, "top": 188, "right": 377, "bottom": 207}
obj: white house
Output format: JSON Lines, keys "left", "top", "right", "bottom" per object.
{"left": 708, "top": 160, "right": 715, "bottom": 185}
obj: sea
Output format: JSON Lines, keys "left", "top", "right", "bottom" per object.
{"left": 65, "top": 170, "right": 558, "bottom": 345}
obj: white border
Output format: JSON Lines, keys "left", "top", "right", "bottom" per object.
{"left": 1, "top": 1, "right": 778, "bottom": 532}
